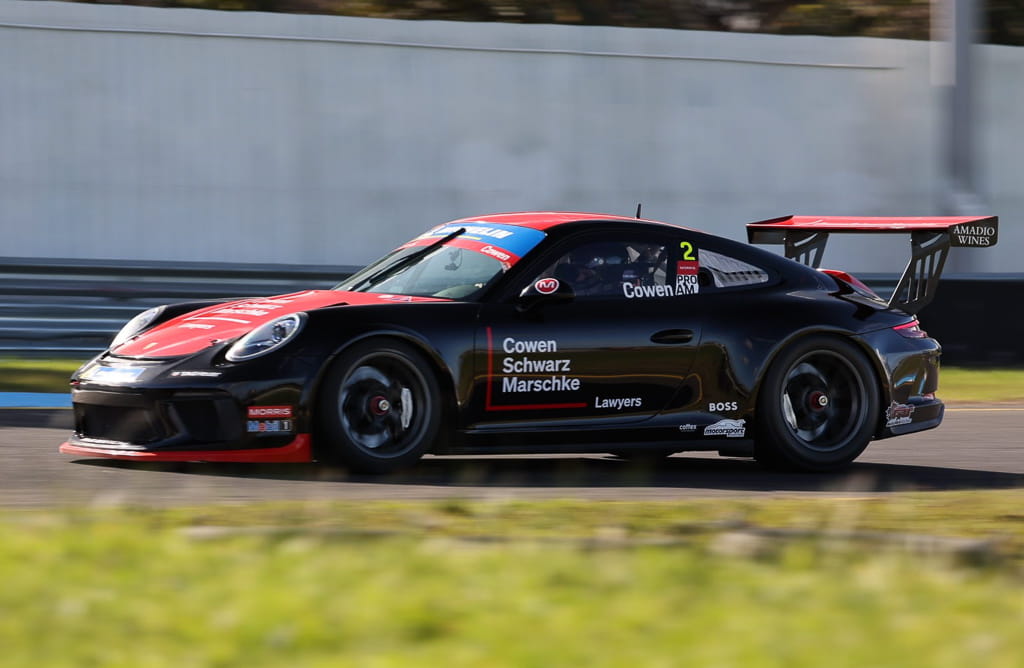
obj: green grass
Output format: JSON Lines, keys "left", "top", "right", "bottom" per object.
{"left": 938, "top": 367, "right": 1024, "bottom": 403}
{"left": 0, "top": 357, "right": 82, "bottom": 393}
{"left": 3, "top": 357, "right": 1023, "bottom": 403}
{"left": 2, "top": 494, "right": 1024, "bottom": 667}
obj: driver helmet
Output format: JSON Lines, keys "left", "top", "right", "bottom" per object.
{"left": 577, "top": 244, "right": 629, "bottom": 269}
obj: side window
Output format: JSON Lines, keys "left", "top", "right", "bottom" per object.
{"left": 670, "top": 239, "right": 772, "bottom": 295}
{"left": 679, "top": 244, "right": 770, "bottom": 293}
{"left": 696, "top": 248, "right": 770, "bottom": 290}
{"left": 537, "top": 240, "right": 669, "bottom": 299}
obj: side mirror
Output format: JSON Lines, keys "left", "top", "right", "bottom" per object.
{"left": 516, "top": 277, "right": 575, "bottom": 312}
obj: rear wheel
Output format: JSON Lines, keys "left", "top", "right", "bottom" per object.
{"left": 316, "top": 339, "right": 442, "bottom": 473}
{"left": 755, "top": 336, "right": 879, "bottom": 471}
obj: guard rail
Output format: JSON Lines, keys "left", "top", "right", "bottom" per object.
{"left": 0, "top": 257, "right": 356, "bottom": 356}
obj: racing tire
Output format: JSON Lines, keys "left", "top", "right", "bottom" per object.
{"left": 316, "top": 339, "right": 443, "bottom": 474}
{"left": 754, "top": 336, "right": 879, "bottom": 472}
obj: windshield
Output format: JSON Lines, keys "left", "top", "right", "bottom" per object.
{"left": 335, "top": 222, "right": 547, "bottom": 300}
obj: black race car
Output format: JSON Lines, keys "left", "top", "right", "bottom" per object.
{"left": 61, "top": 211, "right": 998, "bottom": 472}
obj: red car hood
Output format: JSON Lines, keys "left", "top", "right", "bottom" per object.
{"left": 111, "top": 290, "right": 446, "bottom": 359}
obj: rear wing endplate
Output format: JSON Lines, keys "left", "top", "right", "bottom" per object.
{"left": 747, "top": 215, "right": 998, "bottom": 314}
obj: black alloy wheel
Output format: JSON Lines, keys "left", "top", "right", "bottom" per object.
{"left": 755, "top": 336, "right": 879, "bottom": 471}
{"left": 316, "top": 339, "right": 443, "bottom": 473}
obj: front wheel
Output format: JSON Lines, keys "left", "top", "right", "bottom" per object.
{"left": 315, "top": 339, "right": 443, "bottom": 473}
{"left": 755, "top": 336, "right": 879, "bottom": 472}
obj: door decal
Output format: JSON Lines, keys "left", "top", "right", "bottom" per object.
{"left": 484, "top": 327, "right": 588, "bottom": 411}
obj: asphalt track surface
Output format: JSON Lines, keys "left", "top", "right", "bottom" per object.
{"left": 2, "top": 406, "right": 1021, "bottom": 508}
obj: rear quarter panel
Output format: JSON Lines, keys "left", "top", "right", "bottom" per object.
{"left": 684, "top": 280, "right": 909, "bottom": 423}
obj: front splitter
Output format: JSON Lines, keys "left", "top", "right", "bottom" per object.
{"left": 59, "top": 434, "right": 313, "bottom": 463}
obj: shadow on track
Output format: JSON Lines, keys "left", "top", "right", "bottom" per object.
{"left": 72, "top": 454, "right": 1024, "bottom": 494}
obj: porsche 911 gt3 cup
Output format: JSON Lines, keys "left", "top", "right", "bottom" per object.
{"left": 61, "top": 211, "right": 997, "bottom": 472}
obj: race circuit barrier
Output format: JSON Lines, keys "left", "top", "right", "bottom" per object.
{"left": 0, "top": 257, "right": 356, "bottom": 356}
{"left": 910, "top": 275, "right": 1024, "bottom": 367}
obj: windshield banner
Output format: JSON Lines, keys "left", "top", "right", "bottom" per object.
{"left": 402, "top": 222, "right": 546, "bottom": 268}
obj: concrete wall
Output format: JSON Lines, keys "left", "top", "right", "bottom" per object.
{"left": 1, "top": 0, "right": 1019, "bottom": 273}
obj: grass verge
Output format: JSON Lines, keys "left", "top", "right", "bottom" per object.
{"left": 2, "top": 494, "right": 1023, "bottom": 667}
{"left": 939, "top": 367, "right": 1024, "bottom": 403}
{"left": 0, "top": 357, "right": 81, "bottom": 393}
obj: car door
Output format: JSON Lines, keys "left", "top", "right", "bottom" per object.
{"left": 466, "top": 232, "right": 703, "bottom": 429}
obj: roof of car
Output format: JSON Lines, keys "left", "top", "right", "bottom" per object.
{"left": 446, "top": 211, "right": 679, "bottom": 231}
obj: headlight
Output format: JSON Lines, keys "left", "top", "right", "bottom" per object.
{"left": 225, "top": 313, "right": 306, "bottom": 362}
{"left": 110, "top": 306, "right": 164, "bottom": 349}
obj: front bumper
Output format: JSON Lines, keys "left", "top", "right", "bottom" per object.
{"left": 61, "top": 353, "right": 316, "bottom": 463}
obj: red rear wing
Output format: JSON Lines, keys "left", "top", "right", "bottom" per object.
{"left": 747, "top": 215, "right": 998, "bottom": 314}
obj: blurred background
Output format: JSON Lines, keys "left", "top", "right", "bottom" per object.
{"left": 1, "top": 0, "right": 1021, "bottom": 360}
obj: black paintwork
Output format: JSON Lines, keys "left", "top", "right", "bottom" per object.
{"left": 67, "top": 218, "right": 943, "bottom": 459}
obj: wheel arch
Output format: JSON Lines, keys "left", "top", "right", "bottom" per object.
{"left": 307, "top": 328, "right": 460, "bottom": 453}
{"left": 751, "top": 327, "right": 889, "bottom": 433}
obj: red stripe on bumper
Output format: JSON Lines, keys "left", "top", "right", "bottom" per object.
{"left": 59, "top": 434, "right": 313, "bottom": 463}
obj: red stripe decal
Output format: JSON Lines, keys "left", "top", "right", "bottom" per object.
{"left": 59, "top": 434, "right": 313, "bottom": 463}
